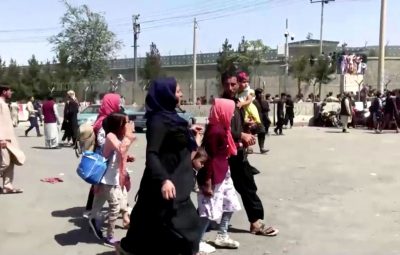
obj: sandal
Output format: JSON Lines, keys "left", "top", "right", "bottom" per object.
{"left": 1, "top": 187, "right": 23, "bottom": 194}
{"left": 250, "top": 223, "right": 279, "bottom": 236}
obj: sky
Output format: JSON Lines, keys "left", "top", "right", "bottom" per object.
{"left": 0, "top": 0, "right": 398, "bottom": 65}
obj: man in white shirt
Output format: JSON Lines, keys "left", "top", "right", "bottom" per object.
{"left": 25, "top": 96, "right": 42, "bottom": 137}
{"left": 0, "top": 84, "right": 25, "bottom": 194}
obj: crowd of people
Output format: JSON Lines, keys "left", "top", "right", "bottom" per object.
{"left": 1, "top": 69, "right": 285, "bottom": 254}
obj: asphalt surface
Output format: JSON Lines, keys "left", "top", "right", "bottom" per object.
{"left": 1, "top": 124, "right": 400, "bottom": 255}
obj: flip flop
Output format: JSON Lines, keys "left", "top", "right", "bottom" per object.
{"left": 1, "top": 188, "right": 23, "bottom": 194}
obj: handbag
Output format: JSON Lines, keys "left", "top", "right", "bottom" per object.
{"left": 76, "top": 151, "right": 108, "bottom": 184}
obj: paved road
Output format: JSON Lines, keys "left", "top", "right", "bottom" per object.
{"left": 1, "top": 124, "right": 400, "bottom": 255}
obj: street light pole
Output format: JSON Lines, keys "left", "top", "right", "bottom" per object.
{"left": 377, "top": 0, "right": 387, "bottom": 93}
{"left": 285, "top": 19, "right": 289, "bottom": 77}
{"left": 132, "top": 14, "right": 140, "bottom": 84}
{"left": 310, "top": 0, "right": 335, "bottom": 55}
{"left": 193, "top": 18, "right": 198, "bottom": 104}
{"left": 283, "top": 18, "right": 294, "bottom": 93}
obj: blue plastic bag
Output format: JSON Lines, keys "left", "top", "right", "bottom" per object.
{"left": 76, "top": 151, "right": 108, "bottom": 184}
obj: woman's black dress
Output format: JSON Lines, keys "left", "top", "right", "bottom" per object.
{"left": 120, "top": 114, "right": 200, "bottom": 255}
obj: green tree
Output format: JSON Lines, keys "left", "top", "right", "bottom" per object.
{"left": 0, "top": 57, "right": 6, "bottom": 81}
{"left": 53, "top": 48, "right": 74, "bottom": 91}
{"left": 39, "top": 60, "right": 56, "bottom": 96}
{"left": 142, "top": 42, "right": 162, "bottom": 88}
{"left": 22, "top": 55, "right": 46, "bottom": 97}
{"left": 49, "top": 1, "right": 121, "bottom": 91}
{"left": 216, "top": 38, "right": 236, "bottom": 79}
{"left": 216, "top": 37, "right": 269, "bottom": 85}
{"left": 5, "top": 59, "right": 27, "bottom": 100}
{"left": 290, "top": 56, "right": 314, "bottom": 96}
{"left": 312, "top": 56, "right": 335, "bottom": 98}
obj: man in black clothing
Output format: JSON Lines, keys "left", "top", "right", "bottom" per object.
{"left": 274, "top": 93, "right": 286, "bottom": 135}
{"left": 221, "top": 72, "right": 279, "bottom": 236}
{"left": 284, "top": 94, "right": 294, "bottom": 128}
{"left": 253, "top": 88, "right": 270, "bottom": 154}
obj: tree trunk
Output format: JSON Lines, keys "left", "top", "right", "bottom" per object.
{"left": 318, "top": 82, "right": 322, "bottom": 98}
{"left": 297, "top": 78, "right": 301, "bottom": 97}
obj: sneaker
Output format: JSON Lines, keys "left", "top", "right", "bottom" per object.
{"left": 199, "top": 241, "right": 216, "bottom": 253}
{"left": 88, "top": 218, "right": 103, "bottom": 240}
{"left": 214, "top": 234, "right": 239, "bottom": 249}
{"left": 104, "top": 236, "right": 118, "bottom": 248}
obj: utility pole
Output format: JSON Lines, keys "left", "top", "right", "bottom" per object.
{"left": 377, "top": 0, "right": 386, "bottom": 93}
{"left": 283, "top": 18, "right": 294, "bottom": 93}
{"left": 284, "top": 19, "right": 289, "bottom": 77}
{"left": 310, "top": 0, "right": 335, "bottom": 55}
{"left": 192, "top": 18, "right": 198, "bottom": 104}
{"left": 132, "top": 14, "right": 140, "bottom": 84}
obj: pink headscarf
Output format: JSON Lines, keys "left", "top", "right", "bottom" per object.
{"left": 208, "top": 98, "right": 237, "bottom": 157}
{"left": 93, "top": 93, "right": 121, "bottom": 134}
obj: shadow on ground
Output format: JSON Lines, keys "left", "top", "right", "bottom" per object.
{"left": 31, "top": 146, "right": 61, "bottom": 150}
{"left": 96, "top": 252, "right": 115, "bottom": 255}
{"left": 228, "top": 227, "right": 250, "bottom": 234}
{"left": 52, "top": 206, "right": 101, "bottom": 246}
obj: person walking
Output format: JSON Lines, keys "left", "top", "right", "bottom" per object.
{"left": 381, "top": 91, "right": 400, "bottom": 133}
{"left": 42, "top": 95, "right": 60, "bottom": 148}
{"left": 284, "top": 94, "right": 294, "bottom": 128}
{"left": 274, "top": 93, "right": 286, "bottom": 135}
{"left": 197, "top": 98, "right": 241, "bottom": 249}
{"left": 117, "top": 78, "right": 203, "bottom": 255}
{"left": 25, "top": 96, "right": 42, "bottom": 137}
{"left": 10, "top": 102, "right": 19, "bottom": 127}
{"left": 221, "top": 71, "right": 279, "bottom": 237}
{"left": 370, "top": 91, "right": 383, "bottom": 133}
{"left": 89, "top": 113, "right": 135, "bottom": 247}
{"left": 0, "top": 83, "right": 25, "bottom": 194}
{"left": 340, "top": 92, "right": 352, "bottom": 133}
{"left": 253, "top": 88, "right": 270, "bottom": 153}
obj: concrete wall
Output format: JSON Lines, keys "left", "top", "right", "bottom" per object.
{"left": 363, "top": 57, "right": 400, "bottom": 90}
{"left": 181, "top": 102, "right": 327, "bottom": 126}
{"left": 112, "top": 63, "right": 342, "bottom": 105}
{"left": 111, "top": 57, "right": 400, "bottom": 105}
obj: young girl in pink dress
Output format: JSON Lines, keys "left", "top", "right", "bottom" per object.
{"left": 197, "top": 98, "right": 241, "bottom": 249}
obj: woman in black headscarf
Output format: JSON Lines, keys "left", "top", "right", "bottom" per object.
{"left": 117, "top": 78, "right": 201, "bottom": 255}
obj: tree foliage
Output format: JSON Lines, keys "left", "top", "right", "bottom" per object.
{"left": 49, "top": 1, "right": 121, "bottom": 86}
{"left": 142, "top": 42, "right": 162, "bottom": 87}
{"left": 312, "top": 56, "right": 336, "bottom": 97}
{"left": 216, "top": 37, "right": 269, "bottom": 82}
{"left": 290, "top": 56, "right": 313, "bottom": 96}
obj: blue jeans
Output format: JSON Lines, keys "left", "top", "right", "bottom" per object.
{"left": 26, "top": 116, "right": 40, "bottom": 135}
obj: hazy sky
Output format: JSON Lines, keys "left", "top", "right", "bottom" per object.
{"left": 0, "top": 0, "right": 398, "bottom": 65}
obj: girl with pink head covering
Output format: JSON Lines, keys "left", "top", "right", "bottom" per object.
{"left": 93, "top": 93, "right": 121, "bottom": 134}
{"left": 197, "top": 98, "right": 241, "bottom": 249}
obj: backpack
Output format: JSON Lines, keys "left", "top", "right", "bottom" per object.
{"left": 74, "top": 122, "right": 96, "bottom": 157}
